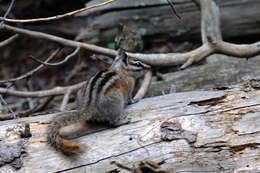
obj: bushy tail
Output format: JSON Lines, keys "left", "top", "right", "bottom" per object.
{"left": 47, "top": 112, "right": 90, "bottom": 154}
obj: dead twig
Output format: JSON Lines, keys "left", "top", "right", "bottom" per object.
{"left": 0, "top": 0, "right": 116, "bottom": 23}
{"left": 1, "top": 24, "right": 116, "bottom": 57}
{"left": 167, "top": 0, "right": 181, "bottom": 19}
{"left": 0, "top": 94, "right": 15, "bottom": 118}
{"left": 29, "top": 47, "right": 80, "bottom": 67}
{"left": 0, "top": 0, "right": 15, "bottom": 27}
{"left": 0, "top": 96, "right": 54, "bottom": 120}
{"left": 0, "top": 34, "right": 19, "bottom": 47}
{"left": 0, "top": 81, "right": 85, "bottom": 98}
{"left": 0, "top": 48, "right": 60, "bottom": 84}
{"left": 60, "top": 88, "right": 72, "bottom": 111}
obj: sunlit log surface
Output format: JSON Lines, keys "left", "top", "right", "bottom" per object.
{"left": 1, "top": 83, "right": 260, "bottom": 172}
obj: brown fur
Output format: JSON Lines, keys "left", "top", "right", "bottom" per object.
{"left": 61, "top": 140, "right": 84, "bottom": 154}
{"left": 47, "top": 49, "right": 150, "bottom": 154}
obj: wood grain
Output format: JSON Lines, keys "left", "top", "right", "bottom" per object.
{"left": 1, "top": 86, "right": 260, "bottom": 172}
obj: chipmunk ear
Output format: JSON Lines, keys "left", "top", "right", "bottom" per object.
{"left": 117, "top": 48, "right": 128, "bottom": 65}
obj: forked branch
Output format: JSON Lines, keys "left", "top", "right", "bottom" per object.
{"left": 2, "top": 24, "right": 260, "bottom": 68}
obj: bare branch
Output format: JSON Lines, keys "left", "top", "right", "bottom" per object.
{"left": 2, "top": 24, "right": 260, "bottom": 68}
{"left": 134, "top": 71, "right": 153, "bottom": 100}
{"left": 0, "top": 48, "right": 60, "bottom": 84}
{"left": 166, "top": 0, "right": 181, "bottom": 19}
{"left": 129, "top": 43, "right": 215, "bottom": 66}
{"left": 0, "top": 0, "right": 15, "bottom": 27}
{"left": 29, "top": 47, "right": 80, "bottom": 66}
{"left": 215, "top": 41, "right": 260, "bottom": 58}
{"left": 0, "top": 34, "right": 19, "bottom": 47}
{"left": 1, "top": 24, "right": 116, "bottom": 57}
{"left": 0, "top": 82, "right": 85, "bottom": 98}
{"left": 0, "top": 0, "right": 116, "bottom": 23}
{"left": 60, "top": 89, "right": 72, "bottom": 111}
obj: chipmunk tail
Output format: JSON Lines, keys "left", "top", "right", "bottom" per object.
{"left": 47, "top": 112, "right": 85, "bottom": 154}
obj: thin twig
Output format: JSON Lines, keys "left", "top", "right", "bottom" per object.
{"left": 0, "top": 96, "right": 54, "bottom": 120}
{"left": 0, "top": 81, "right": 85, "bottom": 98}
{"left": 0, "top": 94, "right": 15, "bottom": 118}
{"left": 29, "top": 47, "right": 80, "bottom": 66}
{"left": 60, "top": 88, "right": 72, "bottom": 111}
{"left": 0, "top": 0, "right": 116, "bottom": 23}
{"left": 134, "top": 71, "right": 153, "bottom": 100}
{"left": 167, "top": 0, "right": 181, "bottom": 19}
{"left": 180, "top": 57, "right": 194, "bottom": 69}
{"left": 1, "top": 24, "right": 116, "bottom": 57}
{"left": 0, "top": 0, "right": 15, "bottom": 27}
{"left": 0, "top": 34, "right": 19, "bottom": 47}
{"left": 0, "top": 48, "right": 60, "bottom": 84}
{"left": 21, "top": 96, "right": 54, "bottom": 117}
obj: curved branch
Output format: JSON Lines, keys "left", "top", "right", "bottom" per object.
{"left": 0, "top": 82, "right": 85, "bottom": 98}
{"left": 134, "top": 71, "right": 153, "bottom": 100}
{"left": 1, "top": 24, "right": 116, "bottom": 57}
{"left": 129, "top": 43, "right": 215, "bottom": 66}
{"left": 215, "top": 41, "right": 260, "bottom": 58}
{"left": 0, "top": 0, "right": 116, "bottom": 23}
{"left": 30, "top": 47, "right": 80, "bottom": 66}
{"left": 2, "top": 24, "right": 260, "bottom": 68}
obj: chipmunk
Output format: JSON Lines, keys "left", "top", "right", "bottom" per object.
{"left": 47, "top": 49, "right": 150, "bottom": 154}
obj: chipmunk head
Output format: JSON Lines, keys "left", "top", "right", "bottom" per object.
{"left": 110, "top": 49, "right": 151, "bottom": 78}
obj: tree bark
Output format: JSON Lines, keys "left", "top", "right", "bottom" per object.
{"left": 1, "top": 83, "right": 260, "bottom": 172}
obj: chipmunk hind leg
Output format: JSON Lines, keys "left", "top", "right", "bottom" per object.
{"left": 97, "top": 98, "right": 131, "bottom": 126}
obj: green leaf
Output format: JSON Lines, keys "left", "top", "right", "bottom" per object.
{"left": 108, "top": 42, "right": 115, "bottom": 50}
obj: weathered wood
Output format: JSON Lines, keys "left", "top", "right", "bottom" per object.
{"left": 147, "top": 54, "right": 260, "bottom": 96}
{"left": 21, "top": 0, "right": 260, "bottom": 44}
{"left": 72, "top": 0, "right": 260, "bottom": 43}
{"left": 1, "top": 85, "right": 260, "bottom": 172}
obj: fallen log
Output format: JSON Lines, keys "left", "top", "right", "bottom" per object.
{"left": 1, "top": 82, "right": 260, "bottom": 172}
{"left": 74, "top": 0, "right": 260, "bottom": 43}
{"left": 21, "top": 0, "right": 260, "bottom": 44}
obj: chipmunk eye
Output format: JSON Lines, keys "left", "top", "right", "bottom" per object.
{"left": 135, "top": 61, "right": 142, "bottom": 67}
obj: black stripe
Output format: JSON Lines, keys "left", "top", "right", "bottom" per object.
{"left": 97, "top": 71, "right": 116, "bottom": 96}
{"left": 87, "top": 70, "right": 105, "bottom": 105}
{"left": 81, "top": 79, "right": 90, "bottom": 98}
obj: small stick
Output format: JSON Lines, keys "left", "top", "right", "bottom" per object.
{"left": 29, "top": 47, "right": 80, "bottom": 67}
{"left": 134, "top": 71, "right": 152, "bottom": 100}
{"left": 167, "top": 0, "right": 181, "bottom": 19}
{"left": 0, "top": 34, "right": 19, "bottom": 47}
{"left": 0, "top": 82, "right": 85, "bottom": 98}
{"left": 60, "top": 89, "right": 72, "bottom": 111}
{"left": 0, "top": 0, "right": 15, "bottom": 27}
{"left": 0, "top": 48, "right": 60, "bottom": 84}
{"left": 0, "top": 0, "right": 116, "bottom": 23}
